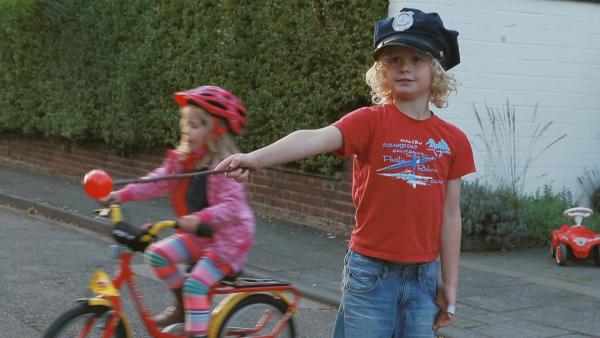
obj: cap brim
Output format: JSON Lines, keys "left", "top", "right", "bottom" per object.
{"left": 373, "top": 34, "right": 440, "bottom": 61}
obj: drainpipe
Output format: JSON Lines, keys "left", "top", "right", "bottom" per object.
{"left": 388, "top": 0, "right": 408, "bottom": 17}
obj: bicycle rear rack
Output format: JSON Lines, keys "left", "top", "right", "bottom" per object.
{"left": 221, "top": 277, "right": 291, "bottom": 288}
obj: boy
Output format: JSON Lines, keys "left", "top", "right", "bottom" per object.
{"left": 217, "top": 8, "right": 475, "bottom": 338}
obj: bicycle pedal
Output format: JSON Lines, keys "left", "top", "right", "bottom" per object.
{"left": 161, "top": 323, "right": 184, "bottom": 335}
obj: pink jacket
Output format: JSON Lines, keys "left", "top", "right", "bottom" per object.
{"left": 115, "top": 150, "right": 255, "bottom": 273}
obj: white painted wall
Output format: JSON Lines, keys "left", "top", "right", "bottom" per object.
{"left": 390, "top": 0, "right": 600, "bottom": 204}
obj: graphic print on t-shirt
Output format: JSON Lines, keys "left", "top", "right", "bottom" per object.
{"left": 377, "top": 138, "right": 451, "bottom": 188}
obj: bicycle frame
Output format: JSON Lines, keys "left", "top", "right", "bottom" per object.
{"left": 208, "top": 281, "right": 301, "bottom": 337}
{"left": 87, "top": 249, "right": 176, "bottom": 337}
{"left": 81, "top": 206, "right": 301, "bottom": 338}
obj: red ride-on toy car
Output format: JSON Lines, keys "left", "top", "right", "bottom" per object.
{"left": 551, "top": 207, "right": 600, "bottom": 266}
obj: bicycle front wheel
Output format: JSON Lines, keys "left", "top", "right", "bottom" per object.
{"left": 43, "top": 302, "right": 128, "bottom": 338}
{"left": 216, "top": 293, "right": 297, "bottom": 338}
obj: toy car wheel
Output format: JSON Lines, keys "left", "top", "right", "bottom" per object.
{"left": 550, "top": 243, "right": 556, "bottom": 258}
{"left": 593, "top": 246, "right": 600, "bottom": 267}
{"left": 555, "top": 243, "right": 569, "bottom": 266}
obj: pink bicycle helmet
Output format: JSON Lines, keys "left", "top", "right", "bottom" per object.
{"left": 174, "top": 86, "right": 247, "bottom": 136}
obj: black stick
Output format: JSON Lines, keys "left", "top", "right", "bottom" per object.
{"left": 113, "top": 168, "right": 235, "bottom": 185}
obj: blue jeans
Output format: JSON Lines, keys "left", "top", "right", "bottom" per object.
{"left": 332, "top": 250, "right": 439, "bottom": 338}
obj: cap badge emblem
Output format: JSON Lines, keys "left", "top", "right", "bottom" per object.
{"left": 392, "top": 11, "right": 414, "bottom": 32}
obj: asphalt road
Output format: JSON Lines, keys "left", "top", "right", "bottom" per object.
{"left": 0, "top": 205, "right": 337, "bottom": 338}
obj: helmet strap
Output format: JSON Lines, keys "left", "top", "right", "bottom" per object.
{"left": 210, "top": 117, "right": 229, "bottom": 138}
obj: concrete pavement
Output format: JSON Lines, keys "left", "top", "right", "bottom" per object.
{"left": 1, "top": 159, "right": 599, "bottom": 337}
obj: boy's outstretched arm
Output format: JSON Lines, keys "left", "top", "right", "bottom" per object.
{"left": 216, "top": 126, "right": 343, "bottom": 179}
{"left": 434, "top": 178, "right": 462, "bottom": 330}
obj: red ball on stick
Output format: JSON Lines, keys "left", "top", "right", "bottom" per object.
{"left": 83, "top": 169, "right": 113, "bottom": 199}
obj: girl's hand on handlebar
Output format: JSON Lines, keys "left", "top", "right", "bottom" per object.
{"left": 215, "top": 153, "right": 256, "bottom": 182}
{"left": 177, "top": 215, "right": 201, "bottom": 232}
{"left": 140, "top": 223, "right": 153, "bottom": 231}
{"left": 98, "top": 192, "right": 120, "bottom": 207}
{"left": 177, "top": 215, "right": 213, "bottom": 237}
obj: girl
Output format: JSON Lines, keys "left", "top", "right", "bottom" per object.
{"left": 217, "top": 8, "right": 475, "bottom": 338}
{"left": 103, "top": 86, "right": 255, "bottom": 338}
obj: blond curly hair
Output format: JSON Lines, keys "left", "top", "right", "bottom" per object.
{"left": 365, "top": 50, "right": 457, "bottom": 108}
{"left": 176, "top": 105, "right": 239, "bottom": 166}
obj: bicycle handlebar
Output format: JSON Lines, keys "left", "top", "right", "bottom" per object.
{"left": 100, "top": 204, "right": 178, "bottom": 251}
{"left": 146, "top": 220, "right": 177, "bottom": 237}
{"left": 100, "top": 197, "right": 217, "bottom": 251}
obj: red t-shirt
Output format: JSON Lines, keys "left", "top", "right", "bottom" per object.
{"left": 333, "top": 103, "right": 476, "bottom": 262}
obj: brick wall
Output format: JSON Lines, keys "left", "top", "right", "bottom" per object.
{"left": 0, "top": 134, "right": 355, "bottom": 234}
{"left": 248, "top": 165, "right": 354, "bottom": 234}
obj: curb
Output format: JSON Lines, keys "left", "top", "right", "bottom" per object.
{"left": 0, "top": 191, "right": 340, "bottom": 307}
{"left": 0, "top": 191, "right": 112, "bottom": 237}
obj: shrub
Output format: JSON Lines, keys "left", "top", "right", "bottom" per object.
{"left": 593, "top": 189, "right": 600, "bottom": 214}
{"left": 577, "top": 167, "right": 600, "bottom": 213}
{"left": 461, "top": 181, "right": 600, "bottom": 251}
{"left": 460, "top": 180, "right": 530, "bottom": 251}
{"left": 521, "top": 185, "right": 572, "bottom": 245}
{"left": 587, "top": 213, "right": 600, "bottom": 233}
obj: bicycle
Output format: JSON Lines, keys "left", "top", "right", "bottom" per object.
{"left": 42, "top": 203, "right": 301, "bottom": 338}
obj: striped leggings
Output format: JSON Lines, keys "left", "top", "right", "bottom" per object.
{"left": 144, "top": 236, "right": 226, "bottom": 337}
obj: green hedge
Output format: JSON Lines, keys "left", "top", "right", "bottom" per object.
{"left": 461, "top": 180, "right": 530, "bottom": 250}
{"left": 0, "top": 0, "right": 384, "bottom": 175}
{"left": 461, "top": 180, "right": 600, "bottom": 251}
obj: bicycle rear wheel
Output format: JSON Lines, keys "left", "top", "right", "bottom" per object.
{"left": 43, "top": 302, "right": 127, "bottom": 338}
{"left": 216, "top": 293, "right": 296, "bottom": 338}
